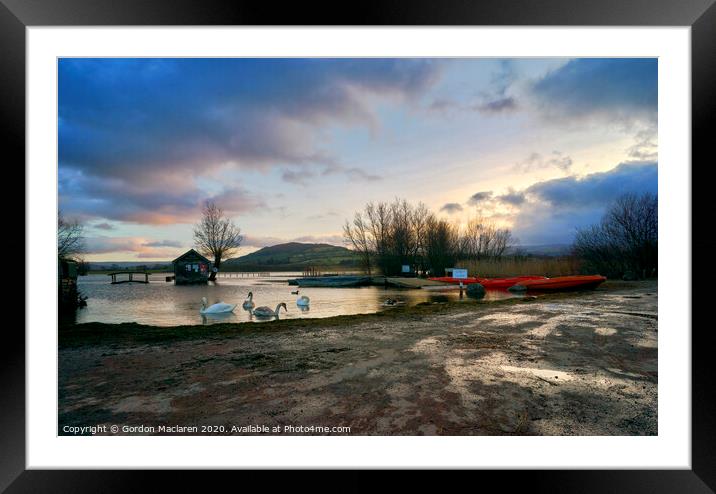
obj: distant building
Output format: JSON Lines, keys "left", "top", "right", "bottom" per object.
{"left": 172, "top": 249, "right": 211, "bottom": 285}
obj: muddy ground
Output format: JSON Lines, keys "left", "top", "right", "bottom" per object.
{"left": 58, "top": 280, "right": 657, "bottom": 435}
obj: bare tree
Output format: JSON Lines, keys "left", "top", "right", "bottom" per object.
{"left": 58, "top": 211, "right": 84, "bottom": 261}
{"left": 193, "top": 201, "right": 243, "bottom": 281}
{"left": 573, "top": 192, "right": 657, "bottom": 278}
{"left": 343, "top": 212, "right": 373, "bottom": 275}
{"left": 459, "top": 215, "right": 513, "bottom": 260}
{"left": 365, "top": 201, "right": 394, "bottom": 275}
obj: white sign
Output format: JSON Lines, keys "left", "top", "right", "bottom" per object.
{"left": 451, "top": 268, "right": 468, "bottom": 279}
{"left": 401, "top": 265, "right": 411, "bottom": 273}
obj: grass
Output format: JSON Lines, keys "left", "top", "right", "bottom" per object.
{"left": 460, "top": 257, "right": 583, "bottom": 278}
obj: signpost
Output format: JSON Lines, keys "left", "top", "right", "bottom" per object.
{"left": 451, "top": 268, "right": 468, "bottom": 279}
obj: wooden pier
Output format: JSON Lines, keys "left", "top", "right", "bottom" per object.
{"left": 108, "top": 271, "right": 150, "bottom": 284}
{"left": 216, "top": 272, "right": 270, "bottom": 278}
{"left": 302, "top": 266, "right": 322, "bottom": 277}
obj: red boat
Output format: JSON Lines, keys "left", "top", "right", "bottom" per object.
{"left": 509, "top": 275, "right": 607, "bottom": 292}
{"left": 428, "top": 275, "right": 546, "bottom": 289}
{"left": 477, "top": 276, "right": 548, "bottom": 290}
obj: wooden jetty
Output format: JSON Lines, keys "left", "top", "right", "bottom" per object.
{"left": 108, "top": 271, "right": 150, "bottom": 284}
{"left": 303, "top": 266, "right": 322, "bottom": 277}
{"left": 216, "top": 272, "right": 270, "bottom": 278}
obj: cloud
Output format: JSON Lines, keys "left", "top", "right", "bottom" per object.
{"left": 626, "top": 127, "right": 658, "bottom": 161}
{"left": 428, "top": 98, "right": 458, "bottom": 114}
{"left": 291, "top": 234, "right": 345, "bottom": 246}
{"left": 59, "top": 58, "right": 441, "bottom": 223}
{"left": 530, "top": 58, "right": 657, "bottom": 125}
{"left": 240, "top": 233, "right": 345, "bottom": 249}
{"left": 282, "top": 169, "right": 316, "bottom": 186}
{"left": 142, "top": 240, "right": 182, "bottom": 248}
{"left": 84, "top": 236, "right": 184, "bottom": 258}
{"left": 525, "top": 161, "right": 657, "bottom": 208}
{"left": 321, "top": 164, "right": 382, "bottom": 182}
{"left": 473, "top": 96, "right": 517, "bottom": 114}
{"left": 514, "top": 151, "right": 573, "bottom": 173}
{"left": 58, "top": 168, "right": 264, "bottom": 224}
{"left": 440, "top": 202, "right": 464, "bottom": 214}
{"left": 472, "top": 60, "right": 519, "bottom": 114}
{"left": 467, "top": 191, "right": 493, "bottom": 205}
{"left": 497, "top": 189, "right": 526, "bottom": 206}
{"left": 92, "top": 222, "right": 115, "bottom": 230}
{"left": 511, "top": 161, "right": 657, "bottom": 244}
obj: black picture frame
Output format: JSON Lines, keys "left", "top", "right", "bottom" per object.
{"left": 3, "top": 0, "right": 713, "bottom": 490}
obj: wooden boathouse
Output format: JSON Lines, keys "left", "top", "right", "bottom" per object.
{"left": 172, "top": 249, "right": 211, "bottom": 285}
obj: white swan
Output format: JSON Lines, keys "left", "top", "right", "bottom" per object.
{"left": 242, "top": 291, "right": 255, "bottom": 310}
{"left": 200, "top": 297, "right": 237, "bottom": 314}
{"left": 252, "top": 302, "right": 287, "bottom": 318}
{"left": 296, "top": 295, "right": 310, "bottom": 307}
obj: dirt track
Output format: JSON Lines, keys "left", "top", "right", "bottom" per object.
{"left": 59, "top": 281, "right": 657, "bottom": 435}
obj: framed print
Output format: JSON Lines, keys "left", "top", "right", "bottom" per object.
{"left": 4, "top": 0, "right": 715, "bottom": 489}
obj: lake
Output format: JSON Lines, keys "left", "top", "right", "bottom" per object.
{"left": 74, "top": 273, "right": 523, "bottom": 326}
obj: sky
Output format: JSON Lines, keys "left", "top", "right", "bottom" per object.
{"left": 58, "top": 57, "right": 658, "bottom": 261}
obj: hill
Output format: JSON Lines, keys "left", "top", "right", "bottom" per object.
{"left": 224, "top": 242, "right": 360, "bottom": 271}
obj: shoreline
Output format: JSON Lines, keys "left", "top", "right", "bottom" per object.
{"left": 59, "top": 280, "right": 657, "bottom": 435}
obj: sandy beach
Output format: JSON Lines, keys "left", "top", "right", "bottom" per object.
{"left": 59, "top": 280, "right": 657, "bottom": 436}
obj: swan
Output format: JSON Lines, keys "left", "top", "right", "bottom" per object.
{"left": 252, "top": 302, "right": 287, "bottom": 318}
{"left": 382, "top": 298, "right": 404, "bottom": 307}
{"left": 200, "top": 297, "right": 237, "bottom": 314}
{"left": 242, "top": 291, "right": 255, "bottom": 310}
{"left": 296, "top": 295, "right": 310, "bottom": 307}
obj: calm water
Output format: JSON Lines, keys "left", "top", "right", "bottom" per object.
{"left": 74, "top": 273, "right": 522, "bottom": 326}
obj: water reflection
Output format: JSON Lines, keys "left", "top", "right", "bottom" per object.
{"left": 200, "top": 311, "right": 237, "bottom": 325}
{"left": 74, "top": 273, "right": 523, "bottom": 327}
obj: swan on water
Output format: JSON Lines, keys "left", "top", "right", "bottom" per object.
{"left": 296, "top": 295, "right": 310, "bottom": 307}
{"left": 200, "top": 297, "right": 237, "bottom": 314}
{"left": 242, "top": 291, "right": 255, "bottom": 310}
{"left": 252, "top": 302, "right": 287, "bottom": 318}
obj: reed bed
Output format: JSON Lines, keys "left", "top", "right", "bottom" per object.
{"left": 459, "top": 257, "right": 582, "bottom": 278}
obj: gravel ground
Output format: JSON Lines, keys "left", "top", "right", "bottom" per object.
{"left": 58, "top": 281, "right": 657, "bottom": 436}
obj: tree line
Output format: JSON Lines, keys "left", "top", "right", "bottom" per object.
{"left": 343, "top": 198, "right": 513, "bottom": 276}
{"left": 573, "top": 192, "right": 657, "bottom": 279}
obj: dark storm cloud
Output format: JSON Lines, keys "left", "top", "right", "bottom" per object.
{"left": 512, "top": 161, "right": 658, "bottom": 244}
{"left": 59, "top": 58, "right": 442, "bottom": 223}
{"left": 530, "top": 58, "right": 657, "bottom": 123}
{"left": 440, "top": 203, "right": 464, "bottom": 214}
{"left": 58, "top": 167, "right": 264, "bottom": 224}
{"left": 525, "top": 161, "right": 657, "bottom": 209}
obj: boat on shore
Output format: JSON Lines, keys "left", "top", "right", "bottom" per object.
{"left": 509, "top": 275, "right": 607, "bottom": 292}
{"left": 428, "top": 275, "right": 546, "bottom": 290}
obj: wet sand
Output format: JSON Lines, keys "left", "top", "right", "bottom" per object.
{"left": 59, "top": 280, "right": 657, "bottom": 435}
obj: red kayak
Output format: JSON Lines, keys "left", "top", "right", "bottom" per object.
{"left": 509, "top": 275, "right": 607, "bottom": 292}
{"left": 428, "top": 275, "right": 546, "bottom": 289}
{"left": 477, "top": 276, "right": 548, "bottom": 289}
